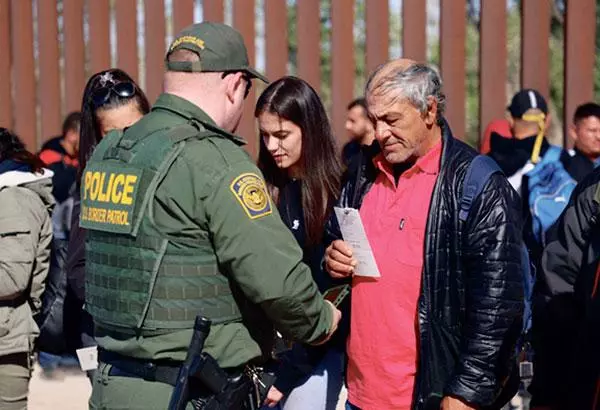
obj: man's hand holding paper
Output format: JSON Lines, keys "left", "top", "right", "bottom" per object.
{"left": 325, "top": 208, "right": 381, "bottom": 279}
{"left": 325, "top": 239, "right": 357, "bottom": 278}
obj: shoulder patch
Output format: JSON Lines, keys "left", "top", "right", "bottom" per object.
{"left": 230, "top": 173, "right": 272, "bottom": 219}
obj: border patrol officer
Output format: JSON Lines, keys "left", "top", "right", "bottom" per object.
{"left": 81, "top": 22, "right": 340, "bottom": 410}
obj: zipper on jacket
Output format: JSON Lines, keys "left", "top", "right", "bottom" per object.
{"left": 351, "top": 150, "right": 364, "bottom": 208}
{"left": 592, "top": 262, "right": 600, "bottom": 299}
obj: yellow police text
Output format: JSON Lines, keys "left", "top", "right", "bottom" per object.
{"left": 81, "top": 205, "right": 130, "bottom": 226}
{"left": 83, "top": 171, "right": 138, "bottom": 205}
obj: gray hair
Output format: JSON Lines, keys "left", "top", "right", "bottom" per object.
{"left": 365, "top": 62, "right": 446, "bottom": 125}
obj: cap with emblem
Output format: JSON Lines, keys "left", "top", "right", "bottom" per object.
{"left": 507, "top": 89, "right": 548, "bottom": 119}
{"left": 165, "top": 21, "right": 268, "bottom": 83}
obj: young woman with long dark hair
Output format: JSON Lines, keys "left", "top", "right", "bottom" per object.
{"left": 64, "top": 68, "right": 150, "bottom": 376}
{"left": 256, "top": 76, "right": 345, "bottom": 410}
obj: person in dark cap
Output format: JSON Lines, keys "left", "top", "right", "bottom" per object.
{"left": 489, "top": 90, "right": 596, "bottom": 188}
{"left": 82, "top": 22, "right": 340, "bottom": 410}
{"left": 488, "top": 89, "right": 552, "bottom": 194}
{"left": 488, "top": 89, "right": 583, "bottom": 240}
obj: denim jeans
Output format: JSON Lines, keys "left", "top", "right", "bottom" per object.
{"left": 268, "top": 348, "right": 344, "bottom": 410}
{"left": 38, "top": 351, "right": 79, "bottom": 370}
{"left": 345, "top": 401, "right": 360, "bottom": 410}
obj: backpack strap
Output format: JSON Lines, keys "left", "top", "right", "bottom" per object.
{"left": 459, "top": 155, "right": 503, "bottom": 222}
{"left": 540, "top": 145, "right": 562, "bottom": 163}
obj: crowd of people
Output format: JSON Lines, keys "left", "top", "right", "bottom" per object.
{"left": 1, "top": 21, "right": 600, "bottom": 410}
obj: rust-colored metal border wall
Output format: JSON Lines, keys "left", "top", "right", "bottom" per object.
{"left": 38, "top": 0, "right": 61, "bottom": 141}
{"left": 11, "top": 0, "right": 36, "bottom": 149}
{"left": 331, "top": 0, "right": 355, "bottom": 144}
{"left": 144, "top": 0, "right": 165, "bottom": 104}
{"left": 522, "top": 0, "right": 551, "bottom": 101}
{"left": 0, "top": 0, "right": 13, "bottom": 130}
{"left": 402, "top": 0, "right": 426, "bottom": 62}
{"left": 88, "top": 0, "right": 110, "bottom": 76}
{"left": 203, "top": 0, "right": 224, "bottom": 22}
{"left": 440, "top": 0, "right": 466, "bottom": 139}
{"left": 297, "top": 0, "right": 321, "bottom": 93}
{"left": 564, "top": 0, "right": 596, "bottom": 148}
{"left": 265, "top": 0, "right": 288, "bottom": 81}
{"left": 0, "top": 1, "right": 597, "bottom": 152}
{"left": 480, "top": 0, "right": 507, "bottom": 143}
{"left": 63, "top": 0, "right": 85, "bottom": 114}
{"left": 366, "top": 0, "right": 389, "bottom": 74}
{"left": 173, "top": 0, "right": 194, "bottom": 33}
{"left": 233, "top": 0, "right": 257, "bottom": 158}
{"left": 116, "top": 0, "right": 139, "bottom": 82}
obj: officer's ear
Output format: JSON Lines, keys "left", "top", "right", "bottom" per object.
{"left": 223, "top": 72, "right": 245, "bottom": 103}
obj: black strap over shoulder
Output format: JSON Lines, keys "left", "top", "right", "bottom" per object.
{"left": 459, "top": 155, "right": 503, "bottom": 222}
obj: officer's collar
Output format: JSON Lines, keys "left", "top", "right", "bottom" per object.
{"left": 153, "top": 93, "right": 247, "bottom": 146}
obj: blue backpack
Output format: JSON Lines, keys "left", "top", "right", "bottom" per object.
{"left": 526, "top": 146, "right": 577, "bottom": 245}
{"left": 459, "top": 155, "right": 534, "bottom": 336}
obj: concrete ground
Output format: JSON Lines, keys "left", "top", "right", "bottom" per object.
{"left": 28, "top": 364, "right": 92, "bottom": 410}
{"left": 27, "top": 363, "right": 348, "bottom": 410}
{"left": 27, "top": 368, "right": 531, "bottom": 410}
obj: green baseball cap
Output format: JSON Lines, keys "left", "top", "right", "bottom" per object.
{"left": 165, "top": 22, "right": 268, "bottom": 83}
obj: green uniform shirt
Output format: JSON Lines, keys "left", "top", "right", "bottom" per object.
{"left": 93, "top": 94, "right": 332, "bottom": 368}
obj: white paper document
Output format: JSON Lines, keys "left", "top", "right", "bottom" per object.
{"left": 76, "top": 346, "right": 98, "bottom": 371}
{"left": 334, "top": 207, "right": 381, "bottom": 278}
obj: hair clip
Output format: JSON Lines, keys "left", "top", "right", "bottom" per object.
{"left": 98, "top": 72, "right": 115, "bottom": 87}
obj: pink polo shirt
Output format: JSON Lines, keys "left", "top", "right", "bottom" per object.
{"left": 347, "top": 141, "right": 442, "bottom": 409}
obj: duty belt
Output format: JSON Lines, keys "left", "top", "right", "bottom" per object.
{"left": 99, "top": 348, "right": 275, "bottom": 409}
{"left": 99, "top": 349, "right": 250, "bottom": 386}
{"left": 99, "top": 349, "right": 183, "bottom": 386}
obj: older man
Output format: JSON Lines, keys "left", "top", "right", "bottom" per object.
{"left": 325, "top": 59, "right": 525, "bottom": 410}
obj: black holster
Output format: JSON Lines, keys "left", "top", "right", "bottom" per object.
{"left": 192, "top": 368, "right": 254, "bottom": 410}
{"left": 168, "top": 316, "right": 262, "bottom": 410}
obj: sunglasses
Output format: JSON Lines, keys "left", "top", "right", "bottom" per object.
{"left": 91, "top": 82, "right": 137, "bottom": 108}
{"left": 221, "top": 71, "right": 252, "bottom": 99}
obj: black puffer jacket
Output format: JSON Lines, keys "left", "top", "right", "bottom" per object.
{"left": 530, "top": 168, "right": 600, "bottom": 409}
{"left": 328, "top": 120, "right": 525, "bottom": 409}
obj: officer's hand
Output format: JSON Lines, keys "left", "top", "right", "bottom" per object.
{"left": 312, "top": 300, "right": 341, "bottom": 346}
{"left": 325, "top": 240, "right": 357, "bottom": 278}
{"left": 264, "top": 386, "right": 284, "bottom": 407}
{"left": 440, "top": 396, "right": 476, "bottom": 410}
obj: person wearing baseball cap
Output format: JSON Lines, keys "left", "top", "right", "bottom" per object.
{"left": 490, "top": 89, "right": 591, "bottom": 190}
{"left": 489, "top": 89, "right": 552, "bottom": 193}
{"left": 84, "top": 22, "right": 340, "bottom": 409}
{"left": 165, "top": 21, "right": 268, "bottom": 82}
{"left": 507, "top": 88, "right": 549, "bottom": 119}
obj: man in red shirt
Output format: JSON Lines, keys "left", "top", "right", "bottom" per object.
{"left": 326, "top": 59, "right": 525, "bottom": 410}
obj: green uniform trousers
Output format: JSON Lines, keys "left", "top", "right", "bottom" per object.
{"left": 89, "top": 362, "right": 194, "bottom": 410}
{"left": 0, "top": 353, "right": 30, "bottom": 410}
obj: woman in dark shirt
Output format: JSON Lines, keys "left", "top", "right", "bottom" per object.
{"left": 65, "top": 69, "right": 150, "bottom": 375}
{"left": 256, "top": 76, "right": 344, "bottom": 409}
